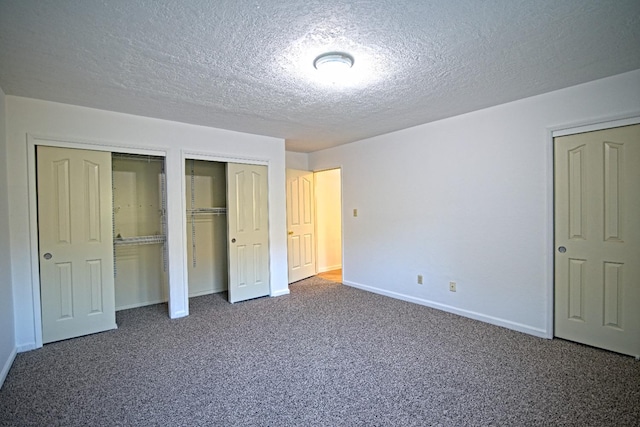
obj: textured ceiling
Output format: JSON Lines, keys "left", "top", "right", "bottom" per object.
{"left": 1, "top": 1, "right": 639, "bottom": 152}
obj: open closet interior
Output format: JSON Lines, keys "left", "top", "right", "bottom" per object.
{"left": 112, "top": 153, "right": 167, "bottom": 310}
{"left": 185, "top": 159, "right": 228, "bottom": 297}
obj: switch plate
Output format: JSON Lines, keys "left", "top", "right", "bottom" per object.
{"left": 417, "top": 275, "right": 423, "bottom": 285}
{"left": 449, "top": 281, "right": 457, "bottom": 292}
{"left": 353, "top": 208, "right": 358, "bottom": 217}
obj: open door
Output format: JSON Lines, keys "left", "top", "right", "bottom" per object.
{"left": 37, "top": 146, "right": 116, "bottom": 343}
{"left": 554, "top": 124, "right": 639, "bottom": 357}
{"left": 286, "top": 169, "right": 316, "bottom": 283}
{"left": 226, "top": 163, "right": 270, "bottom": 303}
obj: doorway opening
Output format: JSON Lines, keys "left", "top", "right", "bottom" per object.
{"left": 184, "top": 158, "right": 271, "bottom": 304}
{"left": 286, "top": 167, "right": 342, "bottom": 284}
{"left": 185, "top": 159, "right": 228, "bottom": 298}
{"left": 37, "top": 147, "right": 168, "bottom": 344}
{"left": 314, "top": 168, "right": 342, "bottom": 283}
{"left": 112, "top": 153, "right": 168, "bottom": 312}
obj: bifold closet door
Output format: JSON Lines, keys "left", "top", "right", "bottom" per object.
{"left": 226, "top": 163, "right": 270, "bottom": 303}
{"left": 37, "top": 146, "right": 116, "bottom": 343}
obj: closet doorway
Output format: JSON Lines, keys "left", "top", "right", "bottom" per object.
{"left": 37, "top": 147, "right": 167, "bottom": 344}
{"left": 185, "top": 159, "right": 270, "bottom": 303}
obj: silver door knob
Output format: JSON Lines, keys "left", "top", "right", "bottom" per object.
{"left": 43, "top": 253, "right": 53, "bottom": 260}
{"left": 558, "top": 246, "right": 567, "bottom": 253}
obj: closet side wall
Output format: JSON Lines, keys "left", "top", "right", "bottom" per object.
{"left": 186, "top": 160, "right": 228, "bottom": 296}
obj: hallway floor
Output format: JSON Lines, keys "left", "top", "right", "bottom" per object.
{"left": 316, "top": 269, "right": 342, "bottom": 283}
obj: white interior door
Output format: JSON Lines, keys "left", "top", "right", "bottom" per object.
{"left": 226, "top": 163, "right": 270, "bottom": 303}
{"left": 286, "top": 169, "right": 316, "bottom": 283}
{"left": 554, "top": 124, "right": 640, "bottom": 357}
{"left": 37, "top": 145, "right": 116, "bottom": 343}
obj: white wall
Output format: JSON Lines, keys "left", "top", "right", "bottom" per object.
{"left": 0, "top": 86, "right": 17, "bottom": 387}
{"left": 315, "top": 168, "right": 342, "bottom": 272}
{"left": 285, "top": 151, "right": 309, "bottom": 170}
{"left": 309, "top": 69, "right": 640, "bottom": 337}
{"left": 6, "top": 96, "right": 288, "bottom": 351}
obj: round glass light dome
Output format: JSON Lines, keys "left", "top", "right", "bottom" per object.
{"left": 313, "top": 52, "right": 354, "bottom": 70}
{"left": 313, "top": 52, "right": 354, "bottom": 82}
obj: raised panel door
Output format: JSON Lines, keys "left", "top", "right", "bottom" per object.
{"left": 37, "top": 146, "right": 116, "bottom": 343}
{"left": 554, "top": 124, "right": 639, "bottom": 357}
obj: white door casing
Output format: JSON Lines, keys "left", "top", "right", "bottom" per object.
{"left": 226, "top": 163, "right": 270, "bottom": 303}
{"left": 286, "top": 169, "right": 316, "bottom": 283}
{"left": 37, "top": 146, "right": 117, "bottom": 343}
{"left": 554, "top": 124, "right": 640, "bottom": 357}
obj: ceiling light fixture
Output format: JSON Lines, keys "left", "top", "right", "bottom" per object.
{"left": 314, "top": 52, "right": 354, "bottom": 70}
{"left": 313, "top": 52, "right": 354, "bottom": 82}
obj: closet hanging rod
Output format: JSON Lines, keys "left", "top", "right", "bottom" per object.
{"left": 187, "top": 207, "right": 227, "bottom": 215}
{"left": 114, "top": 235, "right": 166, "bottom": 246}
{"left": 112, "top": 153, "right": 164, "bottom": 162}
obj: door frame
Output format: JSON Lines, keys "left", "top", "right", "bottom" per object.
{"left": 284, "top": 166, "right": 345, "bottom": 284}
{"left": 180, "top": 150, "right": 278, "bottom": 310}
{"left": 27, "top": 134, "right": 168, "bottom": 348}
{"left": 546, "top": 115, "right": 640, "bottom": 339}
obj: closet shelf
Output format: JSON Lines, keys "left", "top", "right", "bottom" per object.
{"left": 114, "top": 235, "right": 166, "bottom": 246}
{"left": 187, "top": 207, "right": 227, "bottom": 215}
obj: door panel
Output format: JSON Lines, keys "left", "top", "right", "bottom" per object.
{"left": 286, "top": 169, "right": 316, "bottom": 283}
{"left": 226, "top": 163, "right": 270, "bottom": 303}
{"left": 554, "top": 124, "right": 639, "bottom": 357}
{"left": 37, "top": 146, "right": 116, "bottom": 343}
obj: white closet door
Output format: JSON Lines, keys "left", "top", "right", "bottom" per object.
{"left": 226, "top": 163, "right": 270, "bottom": 303}
{"left": 37, "top": 146, "right": 116, "bottom": 343}
{"left": 554, "top": 124, "right": 640, "bottom": 357}
{"left": 286, "top": 169, "right": 316, "bottom": 283}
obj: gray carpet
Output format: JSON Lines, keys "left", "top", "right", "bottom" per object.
{"left": 1, "top": 277, "right": 639, "bottom": 426}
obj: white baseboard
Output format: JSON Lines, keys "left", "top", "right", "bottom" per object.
{"left": 189, "top": 287, "right": 226, "bottom": 298}
{"left": 317, "top": 264, "right": 342, "bottom": 273}
{"left": 17, "top": 342, "right": 37, "bottom": 352}
{"left": 116, "top": 288, "right": 227, "bottom": 312}
{"left": 170, "top": 309, "right": 188, "bottom": 319}
{"left": 271, "top": 288, "right": 290, "bottom": 297}
{"left": 116, "top": 298, "right": 167, "bottom": 311}
{"left": 343, "top": 280, "right": 548, "bottom": 338}
{"left": 0, "top": 346, "right": 17, "bottom": 389}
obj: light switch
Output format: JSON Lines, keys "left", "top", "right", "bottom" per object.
{"left": 353, "top": 208, "right": 358, "bottom": 217}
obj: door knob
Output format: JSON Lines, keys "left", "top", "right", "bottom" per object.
{"left": 558, "top": 246, "right": 567, "bottom": 253}
{"left": 288, "top": 231, "right": 293, "bottom": 235}
{"left": 231, "top": 238, "right": 236, "bottom": 243}
{"left": 43, "top": 253, "right": 53, "bottom": 260}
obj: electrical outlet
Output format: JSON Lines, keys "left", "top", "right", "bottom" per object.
{"left": 417, "top": 275, "right": 423, "bottom": 285}
{"left": 449, "top": 281, "right": 457, "bottom": 292}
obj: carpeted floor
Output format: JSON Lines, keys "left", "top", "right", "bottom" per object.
{"left": 1, "top": 277, "right": 639, "bottom": 426}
